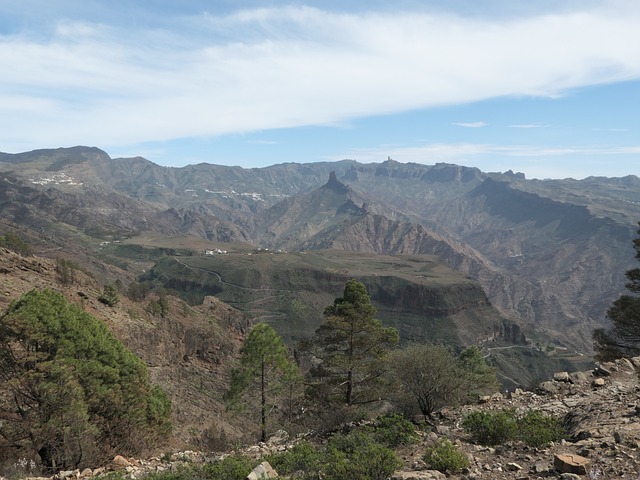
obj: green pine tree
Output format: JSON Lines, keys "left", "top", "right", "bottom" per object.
{"left": 0, "top": 289, "right": 171, "bottom": 472}
{"left": 225, "top": 323, "right": 301, "bottom": 442}
{"left": 307, "top": 279, "right": 399, "bottom": 406}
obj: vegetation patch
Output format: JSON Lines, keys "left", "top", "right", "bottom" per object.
{"left": 462, "top": 409, "right": 566, "bottom": 447}
{"left": 0, "top": 289, "right": 171, "bottom": 474}
{"left": 423, "top": 438, "right": 470, "bottom": 474}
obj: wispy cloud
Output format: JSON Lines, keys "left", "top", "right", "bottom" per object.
{"left": 331, "top": 143, "right": 640, "bottom": 163}
{"left": 452, "top": 121, "right": 487, "bottom": 128}
{"left": 1, "top": 3, "right": 640, "bottom": 152}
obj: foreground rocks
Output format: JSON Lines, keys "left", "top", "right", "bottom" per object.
{"left": 6, "top": 358, "right": 640, "bottom": 480}
{"left": 417, "top": 356, "right": 640, "bottom": 479}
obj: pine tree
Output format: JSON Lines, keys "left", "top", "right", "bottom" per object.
{"left": 593, "top": 223, "right": 640, "bottom": 360}
{"left": 307, "top": 279, "right": 399, "bottom": 406}
{"left": 225, "top": 323, "right": 301, "bottom": 442}
{"left": 0, "top": 289, "right": 171, "bottom": 472}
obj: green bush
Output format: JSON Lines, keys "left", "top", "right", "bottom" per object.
{"left": 372, "top": 413, "right": 418, "bottom": 447}
{"left": 462, "top": 409, "right": 566, "bottom": 448}
{"left": 326, "top": 441, "right": 401, "bottom": 480}
{"left": 142, "top": 467, "right": 197, "bottom": 480}
{"left": 266, "top": 441, "right": 323, "bottom": 480}
{"left": 202, "top": 454, "right": 254, "bottom": 480}
{"left": 0, "top": 232, "right": 31, "bottom": 256}
{"left": 518, "top": 410, "right": 567, "bottom": 447}
{"left": 462, "top": 410, "right": 518, "bottom": 446}
{"left": 268, "top": 431, "right": 400, "bottom": 480}
{"left": 327, "top": 430, "right": 374, "bottom": 455}
{"left": 98, "top": 284, "right": 120, "bottom": 306}
{"left": 423, "top": 439, "right": 470, "bottom": 473}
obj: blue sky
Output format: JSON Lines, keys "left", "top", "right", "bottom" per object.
{"left": 1, "top": 1, "right": 639, "bottom": 179}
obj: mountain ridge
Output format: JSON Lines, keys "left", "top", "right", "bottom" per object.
{"left": 2, "top": 145, "right": 639, "bottom": 354}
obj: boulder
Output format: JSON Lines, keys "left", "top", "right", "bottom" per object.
{"left": 538, "top": 380, "right": 561, "bottom": 394}
{"left": 246, "top": 461, "right": 278, "bottom": 480}
{"left": 553, "top": 371, "right": 570, "bottom": 382}
{"left": 568, "top": 371, "right": 588, "bottom": 384}
{"left": 112, "top": 455, "right": 131, "bottom": 468}
{"left": 554, "top": 453, "right": 590, "bottom": 475}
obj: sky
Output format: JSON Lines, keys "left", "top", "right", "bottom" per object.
{"left": 1, "top": 1, "right": 640, "bottom": 179}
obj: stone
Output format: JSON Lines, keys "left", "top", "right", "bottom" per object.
{"left": 568, "top": 371, "right": 588, "bottom": 384}
{"left": 80, "top": 468, "right": 93, "bottom": 477}
{"left": 592, "top": 378, "right": 606, "bottom": 387}
{"left": 560, "top": 474, "right": 582, "bottom": 480}
{"left": 553, "top": 371, "right": 570, "bottom": 382}
{"left": 246, "top": 461, "right": 278, "bottom": 480}
{"left": 506, "top": 462, "right": 522, "bottom": 471}
{"left": 617, "top": 357, "right": 635, "bottom": 371}
{"left": 532, "top": 459, "right": 550, "bottom": 473}
{"left": 112, "top": 455, "right": 131, "bottom": 468}
{"left": 553, "top": 453, "right": 590, "bottom": 475}
{"left": 391, "top": 471, "right": 446, "bottom": 480}
{"left": 538, "top": 381, "right": 560, "bottom": 394}
{"left": 56, "top": 470, "right": 77, "bottom": 479}
{"left": 594, "top": 365, "right": 612, "bottom": 376}
{"left": 267, "top": 429, "right": 289, "bottom": 445}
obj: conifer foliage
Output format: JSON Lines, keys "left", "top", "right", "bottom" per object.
{"left": 594, "top": 223, "right": 640, "bottom": 360}
{"left": 0, "top": 289, "right": 171, "bottom": 473}
{"left": 225, "top": 323, "right": 301, "bottom": 442}
{"left": 307, "top": 279, "right": 399, "bottom": 406}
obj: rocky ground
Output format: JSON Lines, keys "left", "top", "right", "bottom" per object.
{"left": 395, "top": 356, "right": 640, "bottom": 479}
{"left": 8, "top": 357, "right": 638, "bottom": 480}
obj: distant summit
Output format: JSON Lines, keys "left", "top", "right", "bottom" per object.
{"left": 325, "top": 171, "right": 348, "bottom": 193}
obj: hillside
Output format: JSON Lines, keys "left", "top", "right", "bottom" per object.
{"left": 0, "top": 247, "right": 249, "bottom": 448}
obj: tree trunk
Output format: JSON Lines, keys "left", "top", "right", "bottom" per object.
{"left": 261, "top": 356, "right": 266, "bottom": 442}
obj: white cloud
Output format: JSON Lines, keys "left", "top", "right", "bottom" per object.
{"left": 2, "top": 3, "right": 640, "bottom": 151}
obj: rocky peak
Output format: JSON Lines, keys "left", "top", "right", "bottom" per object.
{"left": 324, "top": 171, "right": 348, "bottom": 193}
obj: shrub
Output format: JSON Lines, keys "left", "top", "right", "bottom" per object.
{"left": 265, "top": 441, "right": 323, "bottom": 480}
{"left": 269, "top": 430, "right": 401, "bottom": 480}
{"left": 423, "top": 438, "right": 470, "bottom": 473}
{"left": 202, "top": 454, "right": 254, "bottom": 480}
{"left": 0, "top": 232, "right": 32, "bottom": 256}
{"left": 372, "top": 413, "right": 419, "bottom": 447}
{"left": 462, "top": 409, "right": 567, "bottom": 448}
{"left": 462, "top": 410, "right": 518, "bottom": 446}
{"left": 98, "top": 284, "right": 119, "bottom": 306}
{"left": 327, "top": 429, "right": 374, "bottom": 454}
{"left": 326, "top": 441, "right": 401, "bottom": 480}
{"left": 518, "top": 410, "right": 567, "bottom": 447}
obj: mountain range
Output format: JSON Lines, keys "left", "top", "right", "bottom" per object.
{"left": 2, "top": 145, "right": 639, "bottom": 361}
